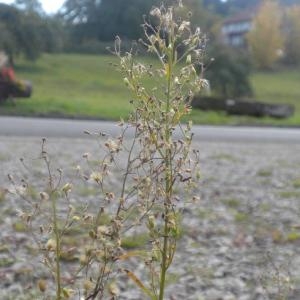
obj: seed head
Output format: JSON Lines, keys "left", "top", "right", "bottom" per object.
{"left": 90, "top": 172, "right": 102, "bottom": 183}
{"left": 46, "top": 239, "right": 56, "bottom": 251}
{"left": 83, "top": 279, "right": 93, "bottom": 292}
{"left": 40, "top": 192, "right": 49, "bottom": 201}
{"left": 80, "top": 254, "right": 88, "bottom": 265}
{"left": 186, "top": 54, "right": 192, "bottom": 64}
{"left": 109, "top": 282, "right": 120, "bottom": 296}
{"left": 62, "top": 183, "right": 72, "bottom": 195}
{"left": 97, "top": 225, "right": 109, "bottom": 236}
{"left": 62, "top": 288, "right": 73, "bottom": 298}
{"left": 105, "top": 139, "right": 120, "bottom": 153}
{"left": 150, "top": 7, "right": 161, "bottom": 18}
{"left": 37, "top": 279, "right": 47, "bottom": 292}
{"left": 72, "top": 215, "right": 80, "bottom": 221}
{"left": 178, "top": 21, "right": 190, "bottom": 33}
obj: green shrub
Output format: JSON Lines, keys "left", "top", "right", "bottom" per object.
{"left": 205, "top": 44, "right": 253, "bottom": 98}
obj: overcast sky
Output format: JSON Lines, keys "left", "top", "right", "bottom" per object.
{"left": 0, "top": 0, "right": 64, "bottom": 14}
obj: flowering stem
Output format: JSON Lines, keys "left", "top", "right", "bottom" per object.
{"left": 51, "top": 194, "right": 62, "bottom": 300}
{"left": 115, "top": 4, "right": 204, "bottom": 298}
{"left": 159, "top": 39, "right": 174, "bottom": 300}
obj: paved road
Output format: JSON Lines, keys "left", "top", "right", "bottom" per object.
{"left": 0, "top": 116, "right": 300, "bottom": 143}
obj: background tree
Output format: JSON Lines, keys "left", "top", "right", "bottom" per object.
{"left": 13, "top": 0, "right": 44, "bottom": 15}
{"left": 0, "top": 3, "right": 65, "bottom": 61}
{"left": 247, "top": 0, "right": 283, "bottom": 69}
{"left": 283, "top": 5, "right": 300, "bottom": 65}
{"left": 177, "top": 0, "right": 221, "bottom": 34}
{"left": 203, "top": 0, "right": 298, "bottom": 18}
{"left": 19, "top": 13, "right": 47, "bottom": 59}
{"left": 0, "top": 4, "right": 24, "bottom": 59}
{"left": 221, "top": 0, "right": 261, "bottom": 15}
{"left": 203, "top": 0, "right": 228, "bottom": 15}
{"left": 205, "top": 44, "right": 253, "bottom": 98}
{"left": 61, "top": 0, "right": 161, "bottom": 43}
{"left": 280, "top": 0, "right": 300, "bottom": 5}
{"left": 60, "top": 0, "right": 99, "bottom": 26}
{"left": 0, "top": 21, "right": 18, "bottom": 57}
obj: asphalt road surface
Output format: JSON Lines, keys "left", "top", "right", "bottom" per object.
{"left": 0, "top": 116, "right": 300, "bottom": 143}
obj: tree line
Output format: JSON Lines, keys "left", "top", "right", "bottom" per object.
{"left": 1, "top": 0, "right": 300, "bottom": 98}
{"left": 0, "top": 1, "right": 66, "bottom": 61}
{"left": 1, "top": 0, "right": 299, "bottom": 62}
{"left": 248, "top": 0, "right": 300, "bottom": 68}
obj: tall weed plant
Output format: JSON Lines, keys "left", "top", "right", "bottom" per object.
{"left": 10, "top": 2, "right": 207, "bottom": 299}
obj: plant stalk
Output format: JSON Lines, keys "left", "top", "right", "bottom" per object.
{"left": 159, "top": 41, "right": 174, "bottom": 300}
{"left": 52, "top": 195, "right": 62, "bottom": 300}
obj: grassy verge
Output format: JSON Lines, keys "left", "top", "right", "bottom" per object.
{"left": 1, "top": 53, "right": 299, "bottom": 126}
{"left": 1, "top": 54, "right": 131, "bottom": 120}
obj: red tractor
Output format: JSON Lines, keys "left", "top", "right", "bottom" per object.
{"left": 0, "top": 79, "right": 32, "bottom": 103}
{"left": 0, "top": 52, "right": 32, "bottom": 103}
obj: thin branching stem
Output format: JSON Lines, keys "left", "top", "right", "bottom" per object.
{"left": 159, "top": 22, "right": 175, "bottom": 300}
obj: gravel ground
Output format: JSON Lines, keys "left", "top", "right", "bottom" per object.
{"left": 1, "top": 136, "right": 300, "bottom": 300}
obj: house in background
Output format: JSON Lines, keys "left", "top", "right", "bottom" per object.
{"left": 221, "top": 8, "right": 257, "bottom": 47}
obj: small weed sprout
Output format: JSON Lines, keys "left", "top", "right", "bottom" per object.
{"left": 10, "top": 2, "right": 206, "bottom": 299}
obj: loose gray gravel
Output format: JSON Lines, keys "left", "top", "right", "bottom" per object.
{"left": 1, "top": 136, "right": 300, "bottom": 300}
